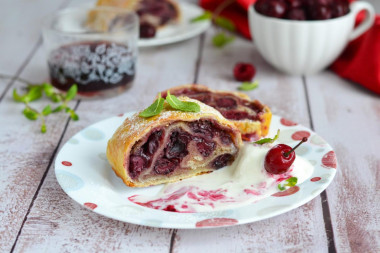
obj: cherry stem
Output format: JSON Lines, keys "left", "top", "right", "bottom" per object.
{"left": 284, "top": 137, "right": 308, "bottom": 157}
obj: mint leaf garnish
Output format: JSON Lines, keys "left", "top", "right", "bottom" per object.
{"left": 65, "top": 84, "right": 77, "bottom": 101}
{"left": 238, "top": 81, "right": 259, "bottom": 91}
{"left": 215, "top": 17, "right": 235, "bottom": 32}
{"left": 139, "top": 93, "right": 165, "bottom": 118}
{"left": 24, "top": 86, "right": 43, "bottom": 103}
{"left": 42, "top": 105, "right": 52, "bottom": 116}
{"left": 190, "top": 11, "right": 212, "bottom": 23}
{"left": 166, "top": 91, "right": 201, "bottom": 113}
{"left": 285, "top": 177, "right": 298, "bottom": 187}
{"left": 41, "top": 123, "right": 47, "bottom": 133}
{"left": 10, "top": 78, "right": 79, "bottom": 133}
{"left": 254, "top": 129, "right": 280, "bottom": 145}
{"left": 13, "top": 89, "right": 27, "bottom": 103}
{"left": 43, "top": 83, "right": 55, "bottom": 97}
{"left": 22, "top": 107, "right": 39, "bottom": 120}
{"left": 212, "top": 32, "right": 234, "bottom": 48}
{"left": 278, "top": 177, "right": 298, "bottom": 191}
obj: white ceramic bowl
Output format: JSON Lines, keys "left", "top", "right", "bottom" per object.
{"left": 248, "top": 1, "right": 375, "bottom": 75}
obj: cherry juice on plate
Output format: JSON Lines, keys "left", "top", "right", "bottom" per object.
{"left": 48, "top": 41, "right": 136, "bottom": 97}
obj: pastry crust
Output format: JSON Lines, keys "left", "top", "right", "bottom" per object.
{"left": 106, "top": 97, "right": 242, "bottom": 187}
{"left": 87, "top": 0, "right": 181, "bottom": 32}
{"left": 162, "top": 84, "right": 272, "bottom": 141}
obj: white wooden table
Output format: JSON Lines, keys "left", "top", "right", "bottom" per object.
{"left": 1, "top": 0, "right": 379, "bottom": 252}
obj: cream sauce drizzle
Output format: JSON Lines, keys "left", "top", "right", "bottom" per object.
{"left": 129, "top": 144, "right": 314, "bottom": 212}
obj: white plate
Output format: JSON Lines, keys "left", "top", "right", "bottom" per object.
{"left": 138, "top": 2, "right": 210, "bottom": 47}
{"left": 55, "top": 114, "right": 337, "bottom": 228}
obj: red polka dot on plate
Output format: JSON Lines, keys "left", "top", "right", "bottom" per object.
{"left": 61, "top": 161, "right": 72, "bottom": 166}
{"left": 291, "top": 131, "right": 311, "bottom": 140}
{"left": 311, "top": 177, "right": 321, "bottom": 182}
{"left": 117, "top": 113, "right": 124, "bottom": 117}
{"left": 84, "top": 202, "right": 98, "bottom": 210}
{"left": 272, "top": 186, "right": 300, "bottom": 197}
{"left": 195, "top": 218, "right": 238, "bottom": 228}
{"left": 322, "top": 151, "right": 337, "bottom": 169}
{"left": 280, "top": 118, "right": 298, "bottom": 126}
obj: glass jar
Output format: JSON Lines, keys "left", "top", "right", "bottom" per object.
{"left": 42, "top": 6, "right": 139, "bottom": 98}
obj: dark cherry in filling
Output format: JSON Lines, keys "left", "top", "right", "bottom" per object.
{"left": 128, "top": 120, "right": 236, "bottom": 179}
{"left": 216, "top": 97, "right": 237, "bottom": 109}
{"left": 144, "top": 130, "right": 163, "bottom": 155}
{"left": 165, "top": 131, "right": 190, "bottom": 159}
{"left": 189, "top": 120, "right": 214, "bottom": 139}
{"left": 137, "top": 0, "right": 178, "bottom": 26}
{"left": 212, "top": 154, "right": 234, "bottom": 169}
{"left": 139, "top": 22, "right": 156, "bottom": 38}
{"left": 154, "top": 158, "right": 178, "bottom": 175}
{"left": 194, "top": 137, "right": 216, "bottom": 157}
{"left": 129, "top": 155, "right": 146, "bottom": 179}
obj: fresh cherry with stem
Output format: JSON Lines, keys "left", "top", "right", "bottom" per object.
{"left": 264, "top": 137, "right": 308, "bottom": 174}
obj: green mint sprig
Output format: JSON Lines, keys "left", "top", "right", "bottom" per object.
{"left": 139, "top": 92, "right": 200, "bottom": 118}
{"left": 139, "top": 93, "right": 165, "bottom": 118}
{"left": 254, "top": 129, "right": 280, "bottom": 145}
{"left": 190, "top": 11, "right": 213, "bottom": 22}
{"left": 166, "top": 91, "right": 201, "bottom": 112}
{"left": 214, "top": 16, "right": 235, "bottom": 32}
{"left": 238, "top": 81, "right": 259, "bottom": 91}
{"left": 13, "top": 83, "right": 79, "bottom": 133}
{"left": 212, "top": 32, "right": 235, "bottom": 48}
{"left": 278, "top": 177, "right": 298, "bottom": 191}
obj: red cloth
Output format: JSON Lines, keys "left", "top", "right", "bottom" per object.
{"left": 200, "top": 0, "right": 380, "bottom": 94}
{"left": 200, "top": 0, "right": 255, "bottom": 39}
{"left": 331, "top": 15, "right": 380, "bottom": 94}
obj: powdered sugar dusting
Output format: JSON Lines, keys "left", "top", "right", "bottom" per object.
{"left": 113, "top": 96, "right": 238, "bottom": 148}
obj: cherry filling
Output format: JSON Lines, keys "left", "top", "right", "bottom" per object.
{"left": 195, "top": 137, "right": 216, "bottom": 157}
{"left": 189, "top": 120, "right": 214, "bottom": 139}
{"left": 164, "top": 89, "right": 265, "bottom": 122}
{"left": 216, "top": 98, "right": 237, "bottom": 109}
{"left": 154, "top": 158, "right": 178, "bottom": 175}
{"left": 165, "top": 131, "right": 190, "bottom": 159}
{"left": 128, "top": 120, "right": 238, "bottom": 180}
{"left": 137, "top": 0, "right": 178, "bottom": 26}
{"left": 212, "top": 154, "right": 234, "bottom": 169}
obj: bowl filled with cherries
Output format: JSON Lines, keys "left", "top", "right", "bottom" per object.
{"left": 248, "top": 0, "right": 375, "bottom": 75}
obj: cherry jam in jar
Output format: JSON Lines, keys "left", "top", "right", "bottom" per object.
{"left": 48, "top": 41, "right": 135, "bottom": 97}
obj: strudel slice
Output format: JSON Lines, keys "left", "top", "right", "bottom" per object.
{"left": 107, "top": 97, "right": 242, "bottom": 187}
{"left": 162, "top": 84, "right": 272, "bottom": 141}
{"left": 87, "top": 0, "right": 180, "bottom": 38}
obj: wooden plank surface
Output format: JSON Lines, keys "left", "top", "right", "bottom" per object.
{"left": 0, "top": 0, "right": 67, "bottom": 98}
{"left": 307, "top": 1, "right": 380, "bottom": 251}
{"left": 0, "top": 1, "right": 70, "bottom": 252}
{"left": 0, "top": 0, "right": 379, "bottom": 252}
{"left": 305, "top": 73, "right": 380, "bottom": 252}
{"left": 12, "top": 37, "right": 201, "bottom": 252}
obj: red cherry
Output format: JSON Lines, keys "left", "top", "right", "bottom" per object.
{"left": 255, "top": 0, "right": 288, "bottom": 18}
{"left": 286, "top": 0, "right": 303, "bottom": 8}
{"left": 264, "top": 144, "right": 295, "bottom": 174}
{"left": 332, "top": 0, "right": 349, "bottom": 18}
{"left": 308, "top": 4, "right": 333, "bottom": 20}
{"left": 264, "top": 137, "right": 308, "bottom": 174}
{"left": 233, "top": 62, "right": 256, "bottom": 82}
{"left": 285, "top": 8, "right": 306, "bottom": 20}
